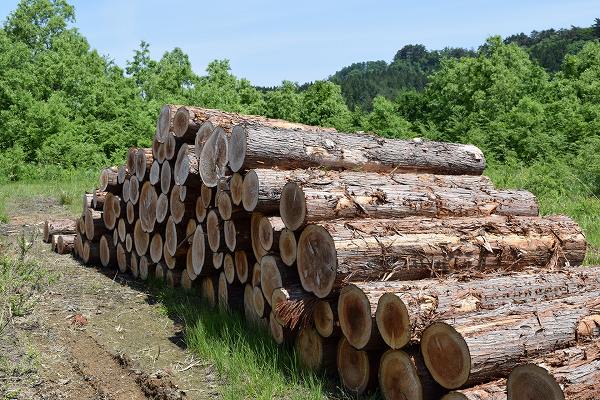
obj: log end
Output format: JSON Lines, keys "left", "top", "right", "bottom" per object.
{"left": 336, "top": 337, "right": 371, "bottom": 394}
{"left": 156, "top": 104, "right": 173, "bottom": 142}
{"left": 378, "top": 349, "right": 423, "bottom": 400}
{"left": 313, "top": 300, "right": 334, "bottom": 338}
{"left": 235, "top": 250, "right": 249, "bottom": 284}
{"left": 295, "top": 327, "right": 325, "bottom": 371}
{"left": 280, "top": 182, "right": 306, "bottom": 231}
{"left": 376, "top": 293, "right": 411, "bottom": 350}
{"left": 269, "top": 311, "right": 285, "bottom": 345}
{"left": 241, "top": 169, "right": 259, "bottom": 212}
{"left": 507, "top": 364, "right": 564, "bottom": 400}
{"left": 260, "top": 255, "right": 282, "bottom": 306}
{"left": 206, "top": 210, "right": 220, "bottom": 253}
{"left": 253, "top": 285, "right": 266, "bottom": 317}
{"left": 338, "top": 285, "right": 373, "bottom": 350}
{"left": 224, "top": 253, "right": 235, "bottom": 284}
{"left": 173, "top": 106, "right": 190, "bottom": 138}
{"left": 202, "top": 276, "right": 217, "bottom": 308}
{"left": 228, "top": 125, "right": 246, "bottom": 173}
{"left": 230, "top": 173, "right": 244, "bottom": 206}
{"left": 421, "top": 322, "right": 471, "bottom": 390}
{"left": 297, "top": 225, "right": 336, "bottom": 298}
{"left": 195, "top": 121, "right": 214, "bottom": 157}
{"left": 199, "top": 127, "right": 227, "bottom": 188}
{"left": 192, "top": 225, "right": 206, "bottom": 276}
{"left": 279, "top": 228, "right": 297, "bottom": 266}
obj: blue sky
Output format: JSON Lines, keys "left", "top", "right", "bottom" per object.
{"left": 0, "top": 1, "right": 598, "bottom": 86}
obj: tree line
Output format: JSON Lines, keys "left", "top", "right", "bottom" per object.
{"left": 0, "top": 0, "right": 599, "bottom": 202}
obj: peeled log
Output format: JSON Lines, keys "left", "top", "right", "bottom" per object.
{"left": 296, "top": 215, "right": 586, "bottom": 298}
{"left": 420, "top": 291, "right": 600, "bottom": 389}
{"left": 44, "top": 219, "right": 76, "bottom": 243}
{"left": 228, "top": 124, "right": 485, "bottom": 176}
{"left": 278, "top": 172, "right": 537, "bottom": 231}
{"left": 371, "top": 266, "right": 600, "bottom": 349}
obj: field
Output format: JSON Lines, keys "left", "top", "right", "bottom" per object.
{"left": 0, "top": 165, "right": 598, "bottom": 399}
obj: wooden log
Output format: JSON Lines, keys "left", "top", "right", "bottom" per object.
{"left": 296, "top": 215, "right": 587, "bottom": 298}
{"left": 185, "top": 246, "right": 197, "bottom": 282}
{"left": 156, "top": 193, "right": 169, "bottom": 224}
{"left": 200, "top": 183, "right": 214, "bottom": 209}
{"left": 279, "top": 228, "right": 297, "bottom": 266}
{"left": 253, "top": 285, "right": 270, "bottom": 318}
{"left": 139, "top": 255, "right": 155, "bottom": 281}
{"left": 155, "top": 262, "right": 166, "bottom": 282}
{"left": 82, "top": 240, "right": 100, "bottom": 264}
{"left": 244, "top": 284, "right": 258, "bottom": 322}
{"left": 180, "top": 269, "right": 195, "bottom": 290}
{"left": 271, "top": 284, "right": 315, "bottom": 329}
{"left": 258, "top": 216, "right": 284, "bottom": 254}
{"left": 201, "top": 275, "right": 217, "bottom": 307}
{"left": 130, "top": 251, "right": 140, "bottom": 278}
{"left": 149, "top": 233, "right": 163, "bottom": 263}
{"left": 44, "top": 219, "right": 76, "bottom": 243}
{"left": 152, "top": 137, "right": 164, "bottom": 164}
{"left": 223, "top": 253, "right": 236, "bottom": 284}
{"left": 163, "top": 241, "right": 187, "bottom": 270}
{"left": 420, "top": 291, "right": 600, "bottom": 389}
{"left": 212, "top": 252, "right": 224, "bottom": 270}
{"left": 224, "top": 219, "right": 251, "bottom": 253}
{"left": 116, "top": 242, "right": 128, "bottom": 273}
{"left": 129, "top": 176, "right": 140, "bottom": 205}
{"left": 230, "top": 173, "right": 244, "bottom": 206}
{"left": 313, "top": 299, "right": 340, "bottom": 338}
{"left": 166, "top": 269, "right": 181, "bottom": 288}
{"left": 338, "top": 284, "right": 385, "bottom": 349}
{"left": 191, "top": 225, "right": 215, "bottom": 277}
{"left": 82, "top": 192, "right": 93, "bottom": 214}
{"left": 50, "top": 234, "right": 59, "bottom": 252}
{"left": 379, "top": 349, "right": 444, "bottom": 400}
{"left": 195, "top": 196, "right": 207, "bottom": 223}
{"left": 443, "top": 383, "right": 505, "bottom": 400}
{"left": 277, "top": 172, "right": 537, "bottom": 231}
{"left": 125, "top": 233, "right": 133, "bottom": 253}
{"left": 84, "top": 209, "right": 106, "bottom": 241}
{"left": 234, "top": 250, "right": 253, "bottom": 284}
{"left": 117, "top": 164, "right": 130, "bottom": 185}
{"left": 337, "top": 337, "right": 380, "bottom": 395}
{"left": 163, "top": 131, "right": 178, "bottom": 161}
{"left": 160, "top": 161, "right": 172, "bottom": 194}
{"left": 295, "top": 326, "right": 337, "bottom": 372}
{"left": 135, "top": 148, "right": 153, "bottom": 181}
{"left": 99, "top": 167, "right": 120, "bottom": 193}
{"left": 155, "top": 104, "right": 179, "bottom": 143}
{"left": 92, "top": 190, "right": 108, "bottom": 211}
{"left": 269, "top": 311, "right": 294, "bottom": 345}
{"left": 126, "top": 201, "right": 137, "bottom": 225}
{"left": 169, "top": 185, "right": 196, "bottom": 224}
{"left": 174, "top": 143, "right": 200, "bottom": 186}
{"left": 372, "top": 266, "right": 600, "bottom": 349}
{"left": 133, "top": 219, "right": 149, "bottom": 256}
{"left": 57, "top": 234, "right": 75, "bottom": 255}
{"left": 99, "top": 235, "right": 117, "bottom": 267}
{"left": 217, "top": 272, "right": 244, "bottom": 311}
{"left": 260, "top": 255, "right": 299, "bottom": 306}
{"left": 117, "top": 218, "right": 127, "bottom": 242}
{"left": 217, "top": 191, "right": 242, "bottom": 221}
{"left": 102, "top": 193, "right": 124, "bottom": 231}
{"left": 198, "top": 127, "right": 228, "bottom": 187}
{"left": 250, "top": 212, "right": 268, "bottom": 260}
{"left": 149, "top": 160, "right": 161, "bottom": 186}
{"left": 251, "top": 262, "right": 261, "bottom": 287}
{"left": 228, "top": 124, "right": 485, "bottom": 175}
{"left": 194, "top": 121, "right": 215, "bottom": 158}
{"left": 164, "top": 215, "right": 187, "bottom": 257}
{"left": 126, "top": 148, "right": 137, "bottom": 172}
{"left": 206, "top": 210, "right": 224, "bottom": 252}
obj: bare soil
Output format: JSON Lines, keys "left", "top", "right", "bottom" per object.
{"left": 0, "top": 198, "right": 219, "bottom": 399}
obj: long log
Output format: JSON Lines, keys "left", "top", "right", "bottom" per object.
{"left": 371, "top": 266, "right": 600, "bottom": 349}
{"left": 296, "top": 215, "right": 586, "bottom": 298}
{"left": 420, "top": 291, "right": 600, "bottom": 389}
{"left": 228, "top": 123, "right": 485, "bottom": 176}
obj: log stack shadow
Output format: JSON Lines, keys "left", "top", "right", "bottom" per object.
{"left": 46, "top": 104, "right": 598, "bottom": 400}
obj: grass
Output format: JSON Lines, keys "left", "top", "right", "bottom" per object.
{"left": 152, "top": 285, "right": 336, "bottom": 400}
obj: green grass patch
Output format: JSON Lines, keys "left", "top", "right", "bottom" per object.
{"left": 153, "top": 286, "right": 334, "bottom": 400}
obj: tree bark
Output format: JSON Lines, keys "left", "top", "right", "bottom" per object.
{"left": 229, "top": 124, "right": 485, "bottom": 175}
{"left": 296, "top": 215, "right": 587, "bottom": 298}
{"left": 420, "top": 291, "right": 600, "bottom": 389}
{"left": 56, "top": 234, "right": 75, "bottom": 255}
{"left": 44, "top": 219, "right": 76, "bottom": 243}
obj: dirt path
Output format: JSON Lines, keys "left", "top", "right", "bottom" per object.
{"left": 1, "top": 200, "right": 220, "bottom": 399}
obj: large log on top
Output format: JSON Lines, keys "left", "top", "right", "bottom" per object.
{"left": 420, "top": 291, "right": 600, "bottom": 389}
{"left": 227, "top": 124, "right": 485, "bottom": 177}
{"left": 296, "top": 215, "right": 586, "bottom": 298}
{"left": 43, "top": 219, "right": 76, "bottom": 243}
{"left": 341, "top": 267, "right": 600, "bottom": 350}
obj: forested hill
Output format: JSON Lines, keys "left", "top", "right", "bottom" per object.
{"left": 330, "top": 19, "right": 600, "bottom": 110}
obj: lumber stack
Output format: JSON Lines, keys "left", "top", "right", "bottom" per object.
{"left": 47, "top": 104, "right": 596, "bottom": 400}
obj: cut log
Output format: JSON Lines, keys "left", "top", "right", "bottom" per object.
{"left": 129, "top": 176, "right": 140, "bottom": 205}
{"left": 84, "top": 209, "right": 106, "bottom": 241}
{"left": 279, "top": 228, "right": 297, "bottom": 266}
{"left": 163, "top": 132, "right": 178, "bottom": 161}
{"left": 201, "top": 276, "right": 217, "bottom": 308}
{"left": 337, "top": 337, "right": 379, "bottom": 395}
{"left": 112, "top": 228, "right": 119, "bottom": 247}
{"left": 260, "top": 255, "right": 299, "bottom": 306}
{"left": 230, "top": 173, "right": 244, "bottom": 206}
{"left": 149, "top": 233, "right": 163, "bottom": 263}
{"left": 229, "top": 124, "right": 485, "bottom": 175}
{"left": 160, "top": 161, "right": 172, "bottom": 194}
{"left": 127, "top": 148, "right": 137, "bottom": 173}
{"left": 135, "top": 148, "right": 153, "bottom": 181}
{"left": 244, "top": 284, "right": 258, "bottom": 322}
{"left": 133, "top": 219, "right": 149, "bottom": 256}
{"left": 82, "top": 193, "right": 93, "bottom": 213}
{"left": 250, "top": 212, "right": 267, "bottom": 260}
{"left": 313, "top": 300, "right": 340, "bottom": 338}
{"left": 217, "top": 191, "right": 239, "bottom": 221}
{"left": 251, "top": 262, "right": 261, "bottom": 287}
{"left": 181, "top": 269, "right": 194, "bottom": 290}
{"left": 296, "top": 215, "right": 587, "bottom": 298}
{"left": 200, "top": 183, "right": 213, "bottom": 209}
{"left": 217, "top": 273, "right": 243, "bottom": 311}
{"left": 152, "top": 137, "right": 165, "bottom": 164}
{"left": 82, "top": 240, "right": 100, "bottom": 264}
{"left": 269, "top": 311, "right": 294, "bottom": 345}
{"left": 442, "top": 383, "right": 506, "bottom": 400}
{"left": 224, "top": 219, "right": 251, "bottom": 253}
{"left": 271, "top": 284, "right": 315, "bottom": 329}
{"left": 155, "top": 104, "right": 179, "bottom": 143}
{"left": 99, "top": 167, "right": 120, "bottom": 193}
{"left": 199, "top": 127, "right": 228, "bottom": 187}
{"left": 163, "top": 241, "right": 187, "bottom": 270}
{"left": 258, "top": 216, "right": 284, "bottom": 253}
{"left": 130, "top": 251, "right": 140, "bottom": 278}
{"left": 169, "top": 185, "right": 196, "bottom": 224}
{"left": 99, "top": 235, "right": 117, "bottom": 267}
{"left": 117, "top": 164, "right": 130, "bottom": 185}
{"left": 149, "top": 160, "right": 161, "bottom": 186}
{"left": 234, "top": 250, "right": 252, "bottom": 284}
{"left": 195, "top": 196, "right": 206, "bottom": 223}
{"left": 44, "top": 219, "right": 76, "bottom": 243}
{"left": 174, "top": 143, "right": 200, "bottom": 186}
{"left": 139, "top": 255, "right": 155, "bottom": 281}
{"left": 155, "top": 263, "right": 166, "bottom": 282}
{"left": 420, "top": 291, "right": 600, "bottom": 389}
{"left": 125, "top": 233, "right": 133, "bottom": 253}
{"left": 102, "top": 193, "right": 123, "bottom": 231}
{"left": 57, "top": 234, "right": 75, "bottom": 255}
{"left": 206, "top": 210, "right": 223, "bottom": 252}
{"left": 223, "top": 253, "right": 236, "bottom": 284}
{"left": 166, "top": 269, "right": 180, "bottom": 288}
{"left": 156, "top": 193, "right": 169, "bottom": 224}
{"left": 116, "top": 242, "right": 127, "bottom": 273}
{"left": 191, "top": 225, "right": 213, "bottom": 276}
{"left": 278, "top": 173, "right": 537, "bottom": 232}
{"left": 372, "top": 266, "right": 600, "bottom": 349}
{"left": 212, "top": 252, "right": 223, "bottom": 270}
{"left": 126, "top": 201, "right": 138, "bottom": 225}
{"left": 338, "top": 284, "right": 384, "bottom": 349}
{"left": 164, "top": 215, "right": 186, "bottom": 257}
{"left": 117, "top": 218, "right": 127, "bottom": 242}
{"left": 253, "top": 285, "right": 270, "bottom": 318}
{"left": 194, "top": 121, "right": 215, "bottom": 158}
{"left": 50, "top": 234, "right": 59, "bottom": 252}
{"left": 186, "top": 246, "right": 197, "bottom": 282}
{"left": 93, "top": 190, "right": 108, "bottom": 210}
{"left": 295, "top": 326, "right": 337, "bottom": 372}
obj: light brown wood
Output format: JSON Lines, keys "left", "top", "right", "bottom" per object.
{"left": 420, "top": 291, "right": 600, "bottom": 389}
{"left": 258, "top": 216, "right": 284, "bottom": 253}
{"left": 174, "top": 143, "right": 200, "bottom": 186}
{"left": 133, "top": 219, "right": 149, "bottom": 256}
{"left": 201, "top": 276, "right": 217, "bottom": 307}
{"left": 99, "top": 235, "right": 117, "bottom": 267}
{"left": 163, "top": 131, "right": 178, "bottom": 161}
{"left": 195, "top": 196, "right": 207, "bottom": 222}
{"left": 271, "top": 284, "right": 314, "bottom": 329}
{"left": 135, "top": 148, "right": 153, "bottom": 181}
{"left": 199, "top": 127, "right": 228, "bottom": 187}
{"left": 84, "top": 209, "right": 106, "bottom": 241}
{"left": 139, "top": 182, "right": 158, "bottom": 232}
{"left": 296, "top": 215, "right": 587, "bottom": 298}
{"left": 251, "top": 262, "right": 261, "bottom": 288}
{"left": 338, "top": 284, "right": 384, "bottom": 349}
{"left": 230, "top": 173, "right": 244, "bottom": 206}
{"left": 156, "top": 193, "right": 169, "bottom": 224}
{"left": 229, "top": 123, "right": 485, "bottom": 175}
{"left": 313, "top": 300, "right": 339, "bottom": 338}
{"left": 149, "top": 160, "right": 161, "bottom": 185}
{"left": 149, "top": 233, "right": 163, "bottom": 263}
{"left": 224, "top": 253, "right": 236, "bottom": 284}
{"left": 253, "top": 285, "right": 269, "bottom": 318}
{"left": 169, "top": 185, "right": 196, "bottom": 223}
{"left": 126, "top": 201, "right": 137, "bottom": 225}
{"left": 278, "top": 228, "right": 297, "bottom": 266}
{"left": 194, "top": 121, "right": 215, "bottom": 159}
{"left": 212, "top": 252, "right": 224, "bottom": 270}
{"left": 160, "top": 161, "right": 172, "bottom": 194}
{"left": 127, "top": 148, "right": 137, "bottom": 172}
{"left": 129, "top": 176, "right": 140, "bottom": 205}
{"left": 99, "top": 167, "right": 120, "bottom": 193}
{"left": 82, "top": 240, "right": 100, "bottom": 264}
{"left": 250, "top": 212, "right": 267, "bottom": 260}
{"left": 139, "top": 255, "right": 154, "bottom": 281}
{"left": 337, "top": 337, "right": 379, "bottom": 395}
{"left": 295, "top": 326, "right": 337, "bottom": 372}
{"left": 206, "top": 210, "right": 222, "bottom": 252}
{"left": 164, "top": 215, "right": 186, "bottom": 257}
{"left": 234, "top": 250, "right": 252, "bottom": 284}
{"left": 269, "top": 311, "right": 293, "bottom": 345}
{"left": 260, "top": 255, "right": 298, "bottom": 306}
{"left": 155, "top": 104, "right": 179, "bottom": 143}
{"left": 130, "top": 252, "right": 140, "bottom": 278}
{"left": 116, "top": 242, "right": 127, "bottom": 273}
{"left": 56, "top": 234, "right": 75, "bottom": 254}
{"left": 44, "top": 219, "right": 76, "bottom": 243}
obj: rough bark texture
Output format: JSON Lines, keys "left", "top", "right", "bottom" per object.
{"left": 44, "top": 219, "right": 76, "bottom": 243}
{"left": 229, "top": 124, "right": 485, "bottom": 175}
{"left": 296, "top": 215, "right": 586, "bottom": 298}
{"left": 420, "top": 292, "right": 600, "bottom": 389}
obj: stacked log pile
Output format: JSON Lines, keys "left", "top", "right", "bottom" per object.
{"left": 46, "top": 104, "right": 597, "bottom": 400}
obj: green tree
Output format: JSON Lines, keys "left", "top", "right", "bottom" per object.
{"left": 264, "top": 81, "right": 302, "bottom": 121}
{"left": 300, "top": 81, "right": 352, "bottom": 130}
{"left": 362, "top": 96, "right": 412, "bottom": 138}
